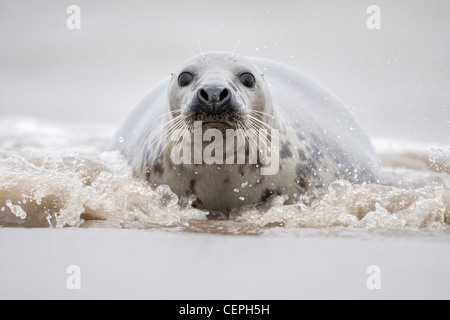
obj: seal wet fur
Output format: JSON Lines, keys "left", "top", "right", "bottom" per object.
{"left": 110, "top": 52, "right": 378, "bottom": 214}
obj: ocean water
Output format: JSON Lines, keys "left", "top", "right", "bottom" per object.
{"left": 1, "top": 116, "right": 448, "bottom": 235}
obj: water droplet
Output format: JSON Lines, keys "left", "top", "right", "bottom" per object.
{"left": 5, "top": 200, "right": 27, "bottom": 219}
{"left": 233, "top": 188, "right": 239, "bottom": 193}
{"left": 0, "top": 207, "right": 4, "bottom": 212}
{"left": 241, "top": 181, "right": 248, "bottom": 188}
{"left": 118, "top": 136, "right": 124, "bottom": 143}
{"left": 429, "top": 154, "right": 436, "bottom": 164}
{"left": 239, "top": 197, "right": 245, "bottom": 201}
{"left": 156, "top": 185, "right": 178, "bottom": 207}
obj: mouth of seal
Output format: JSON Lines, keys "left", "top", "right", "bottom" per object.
{"left": 186, "top": 102, "right": 244, "bottom": 129}
{"left": 201, "top": 121, "right": 235, "bottom": 130}
{"left": 181, "top": 112, "right": 243, "bottom": 132}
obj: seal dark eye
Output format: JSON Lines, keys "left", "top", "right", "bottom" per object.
{"left": 239, "top": 72, "right": 256, "bottom": 88}
{"left": 178, "top": 72, "right": 194, "bottom": 87}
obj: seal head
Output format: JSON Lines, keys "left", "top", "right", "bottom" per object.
{"left": 167, "top": 53, "right": 276, "bottom": 132}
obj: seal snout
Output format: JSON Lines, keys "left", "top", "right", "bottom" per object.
{"left": 195, "top": 84, "right": 234, "bottom": 115}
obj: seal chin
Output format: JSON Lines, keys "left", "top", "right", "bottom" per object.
{"left": 185, "top": 112, "right": 243, "bottom": 131}
{"left": 201, "top": 121, "right": 235, "bottom": 131}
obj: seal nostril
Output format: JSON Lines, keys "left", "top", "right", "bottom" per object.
{"left": 200, "top": 89, "right": 209, "bottom": 102}
{"left": 219, "top": 88, "right": 229, "bottom": 102}
{"left": 197, "top": 86, "right": 231, "bottom": 112}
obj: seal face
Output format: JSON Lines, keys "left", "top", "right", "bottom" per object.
{"left": 110, "top": 52, "right": 378, "bottom": 214}
{"left": 167, "top": 53, "right": 274, "bottom": 133}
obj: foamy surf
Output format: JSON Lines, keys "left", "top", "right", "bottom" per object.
{"left": 0, "top": 116, "right": 449, "bottom": 235}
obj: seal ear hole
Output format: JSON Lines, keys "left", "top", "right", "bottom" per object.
{"left": 178, "top": 72, "right": 194, "bottom": 87}
{"left": 239, "top": 72, "right": 256, "bottom": 89}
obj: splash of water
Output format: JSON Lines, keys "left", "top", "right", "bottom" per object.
{"left": 0, "top": 117, "right": 449, "bottom": 234}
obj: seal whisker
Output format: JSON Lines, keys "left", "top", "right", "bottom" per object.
{"left": 173, "top": 120, "right": 190, "bottom": 140}
{"left": 146, "top": 115, "right": 185, "bottom": 152}
{"left": 158, "top": 120, "right": 187, "bottom": 156}
{"left": 245, "top": 120, "right": 270, "bottom": 152}
{"left": 230, "top": 37, "right": 244, "bottom": 60}
{"left": 182, "top": 113, "right": 195, "bottom": 131}
{"left": 185, "top": 46, "right": 198, "bottom": 58}
{"left": 247, "top": 119, "right": 275, "bottom": 142}
{"left": 239, "top": 118, "right": 261, "bottom": 150}
{"left": 245, "top": 115, "right": 276, "bottom": 142}
{"left": 249, "top": 110, "right": 275, "bottom": 120}
{"left": 245, "top": 125, "right": 267, "bottom": 163}
{"left": 234, "top": 49, "right": 249, "bottom": 61}
{"left": 247, "top": 114, "right": 276, "bottom": 132}
{"left": 170, "top": 122, "right": 192, "bottom": 155}
{"left": 165, "top": 113, "right": 185, "bottom": 126}
{"left": 160, "top": 116, "right": 186, "bottom": 140}
{"left": 237, "top": 119, "right": 258, "bottom": 157}
{"left": 166, "top": 108, "right": 184, "bottom": 115}
{"left": 148, "top": 114, "right": 184, "bottom": 145}
{"left": 197, "top": 39, "right": 205, "bottom": 60}
{"left": 158, "top": 109, "right": 184, "bottom": 123}
{"left": 147, "top": 111, "right": 183, "bottom": 139}
{"left": 150, "top": 109, "right": 184, "bottom": 130}
{"left": 247, "top": 113, "right": 273, "bottom": 126}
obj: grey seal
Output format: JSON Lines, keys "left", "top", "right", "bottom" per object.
{"left": 109, "top": 51, "right": 378, "bottom": 214}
